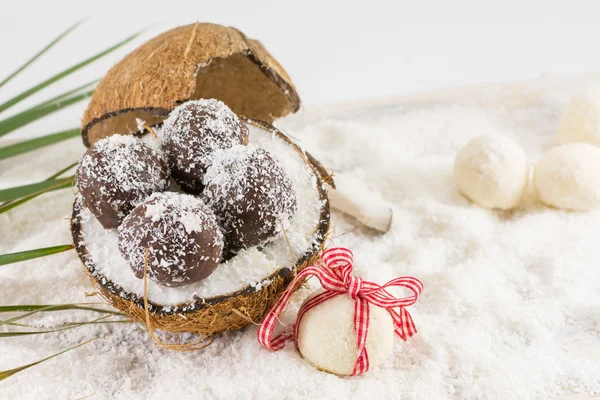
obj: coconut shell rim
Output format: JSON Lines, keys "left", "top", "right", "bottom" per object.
{"left": 71, "top": 120, "right": 330, "bottom": 316}
{"left": 81, "top": 24, "right": 302, "bottom": 148}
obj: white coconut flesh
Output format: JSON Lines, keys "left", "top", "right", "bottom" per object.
{"left": 75, "top": 123, "right": 326, "bottom": 309}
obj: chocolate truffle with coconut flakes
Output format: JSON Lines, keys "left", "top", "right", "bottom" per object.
{"left": 118, "top": 192, "right": 224, "bottom": 287}
{"left": 203, "top": 144, "right": 297, "bottom": 255}
{"left": 75, "top": 135, "right": 169, "bottom": 229}
{"left": 161, "top": 99, "right": 249, "bottom": 194}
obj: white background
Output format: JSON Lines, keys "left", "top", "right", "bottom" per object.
{"left": 1, "top": 0, "right": 600, "bottom": 138}
{"left": 2, "top": 1, "right": 600, "bottom": 105}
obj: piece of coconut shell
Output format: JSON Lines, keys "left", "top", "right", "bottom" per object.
{"left": 81, "top": 23, "right": 301, "bottom": 147}
{"left": 71, "top": 120, "right": 331, "bottom": 336}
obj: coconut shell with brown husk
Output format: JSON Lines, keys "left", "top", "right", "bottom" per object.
{"left": 81, "top": 23, "right": 301, "bottom": 147}
{"left": 71, "top": 120, "right": 331, "bottom": 337}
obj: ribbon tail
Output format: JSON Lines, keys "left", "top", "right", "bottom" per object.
{"left": 402, "top": 307, "right": 417, "bottom": 338}
{"left": 352, "top": 298, "right": 370, "bottom": 375}
{"left": 389, "top": 307, "right": 417, "bottom": 341}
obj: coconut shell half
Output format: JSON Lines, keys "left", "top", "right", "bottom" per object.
{"left": 82, "top": 23, "right": 301, "bottom": 147}
{"left": 71, "top": 120, "right": 330, "bottom": 336}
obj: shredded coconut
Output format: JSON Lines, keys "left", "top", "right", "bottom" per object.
{"left": 117, "top": 192, "right": 223, "bottom": 287}
{"left": 2, "top": 77, "right": 599, "bottom": 399}
{"left": 135, "top": 118, "right": 146, "bottom": 133}
{"left": 75, "top": 134, "right": 169, "bottom": 228}
{"left": 203, "top": 144, "right": 298, "bottom": 251}
{"left": 160, "top": 99, "right": 247, "bottom": 192}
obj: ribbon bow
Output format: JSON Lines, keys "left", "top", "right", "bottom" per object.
{"left": 258, "top": 247, "right": 423, "bottom": 375}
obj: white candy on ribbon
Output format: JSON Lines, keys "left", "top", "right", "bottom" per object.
{"left": 258, "top": 247, "right": 423, "bottom": 375}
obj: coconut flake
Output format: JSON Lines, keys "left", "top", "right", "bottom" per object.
{"left": 75, "top": 134, "right": 169, "bottom": 228}
{"left": 135, "top": 118, "right": 146, "bottom": 133}
{"left": 77, "top": 135, "right": 168, "bottom": 198}
{"left": 203, "top": 144, "right": 298, "bottom": 250}
{"left": 161, "top": 99, "right": 247, "bottom": 173}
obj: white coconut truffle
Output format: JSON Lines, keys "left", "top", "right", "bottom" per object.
{"left": 533, "top": 143, "right": 600, "bottom": 211}
{"left": 453, "top": 135, "right": 529, "bottom": 210}
{"left": 557, "top": 93, "right": 600, "bottom": 146}
{"left": 297, "top": 290, "right": 394, "bottom": 375}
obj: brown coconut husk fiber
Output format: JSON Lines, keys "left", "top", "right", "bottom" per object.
{"left": 142, "top": 249, "right": 215, "bottom": 351}
{"left": 82, "top": 22, "right": 301, "bottom": 147}
{"left": 71, "top": 120, "right": 331, "bottom": 337}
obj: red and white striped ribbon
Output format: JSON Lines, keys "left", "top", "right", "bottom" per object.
{"left": 257, "top": 247, "right": 423, "bottom": 375}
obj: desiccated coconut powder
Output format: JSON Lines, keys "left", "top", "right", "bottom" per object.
{"left": 1, "top": 76, "right": 600, "bottom": 399}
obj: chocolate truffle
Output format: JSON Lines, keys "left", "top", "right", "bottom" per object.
{"left": 203, "top": 144, "right": 297, "bottom": 255}
{"left": 118, "top": 192, "right": 224, "bottom": 287}
{"left": 76, "top": 135, "right": 169, "bottom": 229}
{"left": 161, "top": 99, "right": 249, "bottom": 194}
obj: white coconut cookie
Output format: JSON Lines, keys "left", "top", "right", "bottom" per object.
{"left": 297, "top": 290, "right": 394, "bottom": 376}
{"left": 533, "top": 143, "right": 600, "bottom": 210}
{"left": 557, "top": 91, "right": 600, "bottom": 146}
{"left": 454, "top": 135, "right": 529, "bottom": 210}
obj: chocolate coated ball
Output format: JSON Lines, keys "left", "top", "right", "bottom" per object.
{"left": 118, "top": 192, "right": 224, "bottom": 287}
{"left": 203, "top": 145, "right": 297, "bottom": 255}
{"left": 76, "top": 135, "right": 169, "bottom": 229}
{"left": 161, "top": 99, "right": 249, "bottom": 194}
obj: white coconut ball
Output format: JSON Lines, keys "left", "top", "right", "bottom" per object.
{"left": 533, "top": 143, "right": 600, "bottom": 211}
{"left": 557, "top": 93, "right": 600, "bottom": 146}
{"left": 296, "top": 290, "right": 394, "bottom": 375}
{"left": 453, "top": 135, "right": 529, "bottom": 210}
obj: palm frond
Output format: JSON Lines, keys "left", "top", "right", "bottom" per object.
{"left": 0, "top": 21, "right": 84, "bottom": 89}
{"left": 21, "top": 79, "right": 98, "bottom": 115}
{"left": 0, "top": 162, "right": 77, "bottom": 214}
{"left": 0, "top": 31, "right": 142, "bottom": 114}
{"left": 0, "top": 303, "right": 121, "bottom": 314}
{"left": 45, "top": 161, "right": 79, "bottom": 180}
{"left": 0, "top": 315, "right": 130, "bottom": 338}
{"left": 0, "top": 339, "right": 94, "bottom": 381}
{"left": 0, "top": 24, "right": 150, "bottom": 384}
{"left": 0, "top": 128, "right": 80, "bottom": 160}
{"left": 0, "top": 245, "right": 74, "bottom": 266}
{"left": 0, "top": 88, "right": 94, "bottom": 138}
{"left": 0, "top": 176, "right": 73, "bottom": 203}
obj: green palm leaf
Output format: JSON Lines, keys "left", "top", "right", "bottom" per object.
{"left": 0, "top": 314, "right": 130, "bottom": 338}
{"left": 0, "top": 339, "right": 93, "bottom": 381}
{"left": 0, "top": 128, "right": 80, "bottom": 160}
{"left": 0, "top": 322, "right": 129, "bottom": 338}
{"left": 44, "top": 161, "right": 78, "bottom": 180}
{"left": 27, "top": 79, "right": 98, "bottom": 111}
{"left": 0, "top": 303, "right": 121, "bottom": 314}
{"left": 0, "top": 89, "right": 94, "bottom": 138}
{"left": 0, "top": 245, "right": 74, "bottom": 266}
{"left": 0, "top": 175, "right": 73, "bottom": 203}
{"left": 0, "top": 24, "right": 152, "bottom": 384}
{"left": 0, "top": 30, "right": 142, "bottom": 114}
{"left": 0, "top": 319, "right": 129, "bottom": 328}
{"left": 0, "top": 21, "right": 84, "bottom": 89}
{"left": 0, "top": 161, "right": 77, "bottom": 214}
